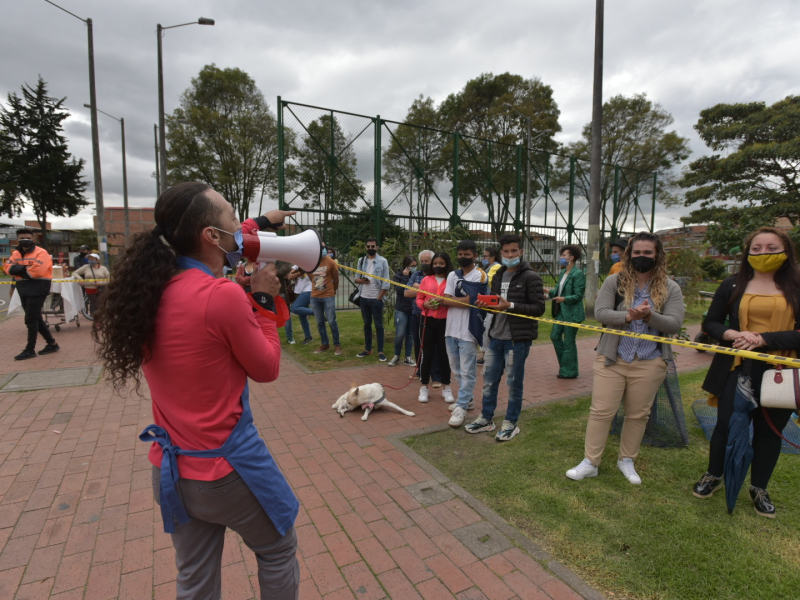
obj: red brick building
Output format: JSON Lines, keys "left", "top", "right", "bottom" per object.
{"left": 95, "top": 207, "right": 156, "bottom": 256}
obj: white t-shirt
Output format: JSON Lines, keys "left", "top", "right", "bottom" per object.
{"left": 292, "top": 266, "right": 312, "bottom": 294}
{"left": 360, "top": 257, "right": 381, "bottom": 299}
{"left": 444, "top": 268, "right": 486, "bottom": 343}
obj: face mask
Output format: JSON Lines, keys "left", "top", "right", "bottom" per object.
{"left": 212, "top": 227, "right": 244, "bottom": 269}
{"left": 367, "top": 248, "right": 377, "bottom": 256}
{"left": 407, "top": 266, "right": 416, "bottom": 273}
{"left": 631, "top": 256, "right": 656, "bottom": 273}
{"left": 18, "top": 239, "right": 34, "bottom": 249}
{"left": 88, "top": 260, "right": 99, "bottom": 267}
{"left": 748, "top": 252, "right": 787, "bottom": 273}
{"left": 559, "top": 257, "right": 569, "bottom": 267}
{"left": 321, "top": 248, "right": 328, "bottom": 257}
{"left": 420, "top": 263, "right": 431, "bottom": 274}
{"left": 481, "top": 259, "right": 489, "bottom": 268}
{"left": 433, "top": 266, "right": 447, "bottom": 275}
{"left": 502, "top": 257, "right": 520, "bottom": 268}
{"left": 610, "top": 253, "right": 620, "bottom": 263}
{"left": 457, "top": 257, "right": 474, "bottom": 268}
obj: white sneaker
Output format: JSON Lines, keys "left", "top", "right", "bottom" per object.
{"left": 566, "top": 459, "right": 598, "bottom": 481}
{"left": 617, "top": 458, "right": 642, "bottom": 485}
{"left": 418, "top": 387, "right": 429, "bottom": 403}
{"left": 442, "top": 386, "right": 455, "bottom": 403}
{"left": 449, "top": 406, "right": 468, "bottom": 427}
{"left": 387, "top": 355, "right": 400, "bottom": 367}
{"left": 449, "top": 398, "right": 475, "bottom": 411}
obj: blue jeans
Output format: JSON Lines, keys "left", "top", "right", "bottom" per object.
{"left": 445, "top": 336, "right": 479, "bottom": 409}
{"left": 310, "top": 296, "right": 339, "bottom": 346}
{"left": 360, "top": 297, "right": 385, "bottom": 352}
{"left": 291, "top": 291, "right": 313, "bottom": 340}
{"left": 480, "top": 338, "right": 532, "bottom": 424}
{"left": 394, "top": 310, "right": 413, "bottom": 358}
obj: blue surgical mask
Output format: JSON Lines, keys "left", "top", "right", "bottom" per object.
{"left": 481, "top": 259, "right": 489, "bottom": 268}
{"left": 213, "top": 227, "right": 243, "bottom": 269}
{"left": 502, "top": 257, "right": 520, "bottom": 268}
{"left": 321, "top": 248, "right": 328, "bottom": 257}
{"left": 610, "top": 253, "right": 620, "bottom": 263}
{"left": 559, "top": 257, "right": 569, "bottom": 267}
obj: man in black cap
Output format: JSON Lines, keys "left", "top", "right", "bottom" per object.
{"left": 608, "top": 238, "right": 628, "bottom": 275}
{"left": 73, "top": 245, "right": 90, "bottom": 270}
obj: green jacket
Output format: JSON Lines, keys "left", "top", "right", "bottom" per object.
{"left": 548, "top": 268, "right": 586, "bottom": 322}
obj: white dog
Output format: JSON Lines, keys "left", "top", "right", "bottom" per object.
{"left": 332, "top": 383, "right": 416, "bottom": 421}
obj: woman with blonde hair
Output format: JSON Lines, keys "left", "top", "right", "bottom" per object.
{"left": 566, "top": 231, "right": 685, "bottom": 484}
{"left": 692, "top": 226, "right": 800, "bottom": 517}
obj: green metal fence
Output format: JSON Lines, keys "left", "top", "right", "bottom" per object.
{"left": 277, "top": 98, "right": 658, "bottom": 308}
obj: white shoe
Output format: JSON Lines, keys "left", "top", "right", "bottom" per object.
{"left": 617, "top": 458, "right": 642, "bottom": 485}
{"left": 566, "top": 459, "right": 598, "bottom": 481}
{"left": 442, "top": 386, "right": 455, "bottom": 403}
{"left": 418, "top": 387, "right": 429, "bottom": 403}
{"left": 449, "top": 398, "right": 475, "bottom": 411}
{"left": 449, "top": 406, "right": 467, "bottom": 427}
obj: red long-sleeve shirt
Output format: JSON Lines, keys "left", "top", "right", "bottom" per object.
{"left": 143, "top": 268, "right": 281, "bottom": 480}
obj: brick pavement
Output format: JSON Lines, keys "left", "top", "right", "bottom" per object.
{"left": 0, "top": 313, "right": 712, "bottom": 599}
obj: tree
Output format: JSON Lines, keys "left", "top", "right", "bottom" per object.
{"left": 438, "top": 72, "right": 561, "bottom": 238}
{"left": 667, "top": 248, "right": 705, "bottom": 307}
{"left": 166, "top": 65, "right": 291, "bottom": 222}
{"left": 293, "top": 113, "right": 365, "bottom": 239}
{"left": 558, "top": 94, "right": 690, "bottom": 236}
{"left": 700, "top": 256, "right": 728, "bottom": 281}
{"left": 680, "top": 96, "right": 800, "bottom": 243}
{"left": 0, "top": 78, "right": 87, "bottom": 249}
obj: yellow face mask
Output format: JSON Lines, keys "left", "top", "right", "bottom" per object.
{"left": 748, "top": 252, "right": 788, "bottom": 273}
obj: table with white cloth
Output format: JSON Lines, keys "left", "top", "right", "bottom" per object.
{"left": 8, "top": 279, "right": 83, "bottom": 323}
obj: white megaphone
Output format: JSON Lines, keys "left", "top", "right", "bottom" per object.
{"left": 242, "top": 228, "right": 323, "bottom": 273}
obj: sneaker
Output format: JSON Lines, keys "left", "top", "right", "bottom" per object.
{"left": 38, "top": 343, "right": 60, "bottom": 355}
{"left": 378, "top": 352, "right": 387, "bottom": 362}
{"left": 288, "top": 339, "right": 296, "bottom": 345}
{"left": 418, "top": 387, "right": 429, "bottom": 403}
{"left": 301, "top": 338, "right": 314, "bottom": 345}
{"left": 449, "top": 406, "right": 468, "bottom": 427}
{"left": 617, "top": 458, "right": 642, "bottom": 485}
{"left": 409, "top": 373, "right": 420, "bottom": 380}
{"left": 14, "top": 349, "right": 37, "bottom": 361}
{"left": 566, "top": 459, "right": 598, "bottom": 481}
{"left": 388, "top": 355, "right": 400, "bottom": 367}
{"left": 334, "top": 345, "right": 342, "bottom": 356}
{"left": 403, "top": 357, "right": 416, "bottom": 367}
{"left": 692, "top": 472, "right": 723, "bottom": 499}
{"left": 357, "top": 350, "right": 372, "bottom": 358}
{"left": 495, "top": 420, "right": 520, "bottom": 442}
{"left": 432, "top": 381, "right": 442, "bottom": 389}
{"left": 465, "top": 417, "right": 496, "bottom": 434}
{"left": 449, "top": 398, "right": 475, "bottom": 411}
{"left": 314, "top": 345, "right": 330, "bottom": 354}
{"left": 442, "top": 386, "right": 455, "bottom": 403}
{"left": 749, "top": 486, "right": 776, "bottom": 518}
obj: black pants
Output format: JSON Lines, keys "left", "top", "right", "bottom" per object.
{"left": 708, "top": 366, "right": 794, "bottom": 489}
{"left": 412, "top": 313, "right": 441, "bottom": 381}
{"left": 419, "top": 316, "right": 450, "bottom": 385}
{"left": 20, "top": 294, "right": 55, "bottom": 351}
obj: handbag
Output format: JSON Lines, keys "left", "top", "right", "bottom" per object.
{"left": 349, "top": 257, "right": 364, "bottom": 307}
{"left": 759, "top": 365, "right": 800, "bottom": 449}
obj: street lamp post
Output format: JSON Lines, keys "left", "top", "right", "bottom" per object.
{"left": 84, "top": 104, "right": 129, "bottom": 244}
{"left": 153, "top": 124, "right": 160, "bottom": 196}
{"left": 45, "top": 0, "right": 106, "bottom": 262}
{"left": 157, "top": 17, "right": 215, "bottom": 195}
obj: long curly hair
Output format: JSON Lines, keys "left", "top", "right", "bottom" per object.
{"left": 92, "top": 182, "right": 222, "bottom": 393}
{"left": 731, "top": 226, "right": 800, "bottom": 316}
{"left": 616, "top": 231, "right": 669, "bottom": 310}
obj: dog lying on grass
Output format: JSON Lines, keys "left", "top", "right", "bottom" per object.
{"left": 332, "top": 383, "right": 416, "bottom": 421}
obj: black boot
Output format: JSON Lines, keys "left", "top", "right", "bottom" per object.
{"left": 692, "top": 472, "right": 723, "bottom": 499}
{"left": 38, "top": 343, "right": 60, "bottom": 355}
{"left": 749, "top": 486, "right": 776, "bottom": 518}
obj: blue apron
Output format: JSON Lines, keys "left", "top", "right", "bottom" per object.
{"left": 453, "top": 268, "right": 489, "bottom": 344}
{"left": 140, "top": 256, "right": 299, "bottom": 535}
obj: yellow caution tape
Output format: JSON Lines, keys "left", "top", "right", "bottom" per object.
{"left": 0, "top": 278, "right": 109, "bottom": 284}
{"left": 339, "top": 263, "right": 800, "bottom": 367}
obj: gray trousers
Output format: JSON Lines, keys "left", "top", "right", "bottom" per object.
{"left": 153, "top": 466, "right": 299, "bottom": 600}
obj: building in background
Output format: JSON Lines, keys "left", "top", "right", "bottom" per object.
{"left": 1, "top": 221, "right": 80, "bottom": 261}
{"left": 95, "top": 207, "right": 155, "bottom": 256}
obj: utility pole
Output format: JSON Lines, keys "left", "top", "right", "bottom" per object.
{"left": 584, "top": 0, "right": 604, "bottom": 318}
{"left": 120, "top": 118, "right": 129, "bottom": 242}
{"left": 153, "top": 124, "right": 160, "bottom": 195}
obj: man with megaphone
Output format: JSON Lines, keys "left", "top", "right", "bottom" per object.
{"left": 92, "top": 182, "right": 317, "bottom": 599}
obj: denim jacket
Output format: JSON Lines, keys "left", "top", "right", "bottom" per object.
{"left": 357, "top": 254, "right": 390, "bottom": 294}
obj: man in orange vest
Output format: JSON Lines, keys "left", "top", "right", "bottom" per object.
{"left": 4, "top": 229, "right": 59, "bottom": 360}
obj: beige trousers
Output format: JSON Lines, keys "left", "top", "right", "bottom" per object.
{"left": 584, "top": 355, "right": 667, "bottom": 466}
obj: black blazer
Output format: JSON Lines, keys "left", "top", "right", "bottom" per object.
{"left": 701, "top": 276, "right": 800, "bottom": 398}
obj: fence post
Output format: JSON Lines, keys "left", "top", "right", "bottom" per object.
{"left": 277, "top": 96, "right": 284, "bottom": 210}
{"left": 515, "top": 145, "right": 522, "bottom": 234}
{"left": 544, "top": 154, "right": 550, "bottom": 228}
{"left": 611, "top": 165, "right": 620, "bottom": 243}
{"left": 651, "top": 172, "right": 658, "bottom": 232}
{"left": 450, "top": 132, "right": 460, "bottom": 229}
{"left": 375, "top": 116, "right": 382, "bottom": 243}
{"left": 567, "top": 156, "right": 576, "bottom": 244}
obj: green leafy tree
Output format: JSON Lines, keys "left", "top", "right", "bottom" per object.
{"left": 667, "top": 248, "right": 705, "bottom": 307}
{"left": 0, "top": 77, "right": 87, "bottom": 249}
{"left": 166, "top": 65, "right": 292, "bottom": 222}
{"left": 700, "top": 256, "right": 728, "bottom": 281}
{"left": 680, "top": 95, "right": 800, "bottom": 243}
{"left": 73, "top": 228, "right": 98, "bottom": 249}
{"left": 558, "top": 94, "right": 691, "bottom": 236}
{"left": 438, "top": 73, "right": 560, "bottom": 238}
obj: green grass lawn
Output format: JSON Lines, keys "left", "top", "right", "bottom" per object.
{"left": 405, "top": 369, "right": 800, "bottom": 600}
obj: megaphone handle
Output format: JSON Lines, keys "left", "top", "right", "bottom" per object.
{"left": 248, "top": 293, "right": 290, "bottom": 327}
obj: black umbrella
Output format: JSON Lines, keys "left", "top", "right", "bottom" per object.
{"left": 724, "top": 374, "right": 758, "bottom": 514}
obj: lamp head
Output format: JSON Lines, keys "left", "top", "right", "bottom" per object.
{"left": 198, "top": 17, "right": 215, "bottom": 25}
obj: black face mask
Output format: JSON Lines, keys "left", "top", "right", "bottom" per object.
{"left": 433, "top": 266, "right": 447, "bottom": 275}
{"left": 420, "top": 263, "right": 432, "bottom": 274}
{"left": 631, "top": 256, "right": 656, "bottom": 273}
{"left": 17, "top": 240, "right": 34, "bottom": 252}
{"left": 457, "top": 257, "right": 474, "bottom": 268}
{"left": 366, "top": 248, "right": 377, "bottom": 256}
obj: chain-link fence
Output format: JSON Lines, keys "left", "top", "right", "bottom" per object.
{"left": 277, "top": 99, "right": 658, "bottom": 307}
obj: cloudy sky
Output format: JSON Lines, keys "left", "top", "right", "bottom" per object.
{"left": 3, "top": 0, "right": 799, "bottom": 232}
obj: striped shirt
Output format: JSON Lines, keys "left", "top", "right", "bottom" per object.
{"left": 617, "top": 285, "right": 661, "bottom": 363}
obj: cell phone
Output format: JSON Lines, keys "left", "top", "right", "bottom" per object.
{"left": 477, "top": 295, "right": 500, "bottom": 306}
